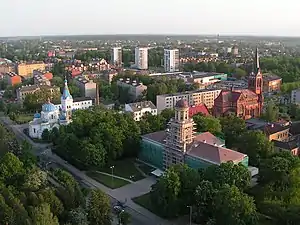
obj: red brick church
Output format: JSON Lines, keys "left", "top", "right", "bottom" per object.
{"left": 213, "top": 48, "right": 263, "bottom": 120}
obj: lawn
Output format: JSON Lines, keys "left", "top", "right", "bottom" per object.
{"left": 136, "top": 162, "right": 155, "bottom": 175}
{"left": 132, "top": 193, "right": 158, "bottom": 215}
{"left": 99, "top": 158, "right": 145, "bottom": 181}
{"left": 15, "top": 114, "right": 33, "bottom": 124}
{"left": 86, "top": 171, "right": 130, "bottom": 189}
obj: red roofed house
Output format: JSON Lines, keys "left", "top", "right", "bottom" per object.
{"left": 213, "top": 48, "right": 263, "bottom": 120}
{"left": 139, "top": 99, "right": 249, "bottom": 171}
{"left": 189, "top": 104, "right": 210, "bottom": 117}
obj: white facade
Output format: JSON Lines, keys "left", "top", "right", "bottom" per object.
{"left": 135, "top": 47, "right": 148, "bottom": 70}
{"left": 29, "top": 80, "right": 93, "bottom": 139}
{"left": 291, "top": 89, "right": 300, "bottom": 104}
{"left": 125, "top": 101, "right": 157, "bottom": 121}
{"left": 111, "top": 47, "right": 122, "bottom": 65}
{"left": 164, "top": 49, "right": 179, "bottom": 72}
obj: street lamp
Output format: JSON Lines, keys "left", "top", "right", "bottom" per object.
{"left": 110, "top": 166, "right": 115, "bottom": 188}
{"left": 129, "top": 175, "right": 134, "bottom": 180}
{"left": 118, "top": 209, "right": 125, "bottom": 225}
{"left": 187, "top": 206, "right": 192, "bottom": 225}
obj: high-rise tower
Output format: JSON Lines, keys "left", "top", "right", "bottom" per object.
{"left": 163, "top": 99, "right": 196, "bottom": 169}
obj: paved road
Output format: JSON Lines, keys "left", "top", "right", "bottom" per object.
{"left": 0, "top": 116, "right": 173, "bottom": 225}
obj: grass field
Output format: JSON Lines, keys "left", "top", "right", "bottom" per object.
{"left": 86, "top": 171, "right": 130, "bottom": 189}
{"left": 132, "top": 193, "right": 158, "bottom": 215}
{"left": 15, "top": 114, "right": 33, "bottom": 124}
{"left": 100, "top": 158, "right": 145, "bottom": 181}
{"left": 136, "top": 162, "right": 155, "bottom": 175}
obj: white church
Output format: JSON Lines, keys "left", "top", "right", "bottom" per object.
{"left": 29, "top": 79, "right": 93, "bottom": 139}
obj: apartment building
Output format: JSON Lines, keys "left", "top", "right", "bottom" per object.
{"left": 125, "top": 101, "right": 157, "bottom": 121}
{"left": 16, "top": 84, "right": 60, "bottom": 103}
{"left": 0, "top": 64, "right": 15, "bottom": 74}
{"left": 5, "top": 72, "right": 22, "bottom": 86}
{"left": 33, "top": 70, "right": 53, "bottom": 86}
{"left": 164, "top": 49, "right": 179, "bottom": 72}
{"left": 17, "top": 62, "right": 46, "bottom": 77}
{"left": 74, "top": 76, "right": 97, "bottom": 99}
{"left": 135, "top": 47, "right": 148, "bottom": 70}
{"left": 117, "top": 78, "right": 147, "bottom": 101}
{"left": 263, "top": 73, "right": 282, "bottom": 93}
{"left": 156, "top": 89, "right": 221, "bottom": 113}
{"left": 111, "top": 47, "right": 122, "bottom": 66}
{"left": 291, "top": 89, "right": 300, "bottom": 104}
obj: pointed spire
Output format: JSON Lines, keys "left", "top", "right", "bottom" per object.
{"left": 255, "top": 47, "right": 260, "bottom": 72}
{"left": 62, "top": 78, "right": 73, "bottom": 100}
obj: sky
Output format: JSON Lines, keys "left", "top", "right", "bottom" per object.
{"left": 1, "top": 0, "right": 300, "bottom": 37}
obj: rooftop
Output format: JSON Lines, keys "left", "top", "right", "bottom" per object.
{"left": 18, "top": 84, "right": 59, "bottom": 92}
{"left": 158, "top": 88, "right": 221, "bottom": 98}
{"left": 192, "top": 72, "right": 226, "bottom": 79}
{"left": 127, "top": 101, "right": 156, "bottom": 111}
{"left": 259, "top": 123, "right": 290, "bottom": 135}
{"left": 5, "top": 72, "right": 19, "bottom": 77}
{"left": 118, "top": 78, "right": 145, "bottom": 87}
{"left": 263, "top": 73, "right": 282, "bottom": 82}
{"left": 272, "top": 139, "right": 298, "bottom": 151}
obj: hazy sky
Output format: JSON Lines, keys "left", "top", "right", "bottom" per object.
{"left": 1, "top": 0, "right": 300, "bottom": 36}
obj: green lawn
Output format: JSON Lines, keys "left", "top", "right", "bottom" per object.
{"left": 136, "top": 162, "right": 155, "bottom": 175}
{"left": 99, "top": 158, "right": 145, "bottom": 181}
{"left": 132, "top": 193, "right": 158, "bottom": 215}
{"left": 86, "top": 171, "right": 130, "bottom": 189}
{"left": 15, "top": 114, "right": 33, "bottom": 124}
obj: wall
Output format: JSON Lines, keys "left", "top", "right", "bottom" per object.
{"left": 139, "top": 138, "right": 164, "bottom": 170}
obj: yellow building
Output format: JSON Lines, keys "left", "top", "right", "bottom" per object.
{"left": 17, "top": 62, "right": 46, "bottom": 77}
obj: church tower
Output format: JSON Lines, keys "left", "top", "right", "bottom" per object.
{"left": 248, "top": 47, "right": 263, "bottom": 115}
{"left": 163, "top": 99, "right": 196, "bottom": 169}
{"left": 60, "top": 79, "right": 73, "bottom": 121}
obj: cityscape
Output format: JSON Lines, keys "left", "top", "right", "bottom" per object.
{"left": 1, "top": 1, "right": 300, "bottom": 225}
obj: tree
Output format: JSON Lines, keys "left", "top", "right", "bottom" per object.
{"left": 237, "top": 131, "right": 274, "bottom": 166}
{"left": 220, "top": 114, "right": 247, "bottom": 148}
{"left": 87, "top": 190, "right": 111, "bottom": 225}
{"left": 120, "top": 211, "right": 131, "bottom": 225}
{"left": 233, "top": 68, "right": 247, "bottom": 79}
{"left": 69, "top": 207, "right": 89, "bottom": 225}
{"left": 193, "top": 114, "right": 222, "bottom": 136}
{"left": 213, "top": 185, "right": 258, "bottom": 225}
{"left": 263, "top": 101, "right": 279, "bottom": 122}
{"left": 31, "top": 203, "right": 59, "bottom": 225}
{"left": 41, "top": 129, "right": 51, "bottom": 142}
{"left": 0, "top": 152, "right": 24, "bottom": 185}
{"left": 23, "top": 168, "right": 47, "bottom": 191}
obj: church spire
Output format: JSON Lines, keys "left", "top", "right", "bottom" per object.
{"left": 255, "top": 47, "right": 260, "bottom": 72}
{"left": 62, "top": 78, "right": 72, "bottom": 100}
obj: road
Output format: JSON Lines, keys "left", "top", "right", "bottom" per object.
{"left": 0, "top": 116, "right": 173, "bottom": 225}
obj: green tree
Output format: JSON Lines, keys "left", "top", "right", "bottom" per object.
{"left": 237, "top": 131, "right": 274, "bottom": 166}
{"left": 120, "top": 211, "right": 131, "bottom": 225}
{"left": 23, "top": 168, "right": 47, "bottom": 191}
{"left": 87, "top": 190, "right": 111, "bottom": 225}
{"left": 193, "top": 114, "right": 222, "bottom": 136}
{"left": 69, "top": 207, "right": 89, "bottom": 225}
{"left": 31, "top": 203, "right": 59, "bottom": 225}
{"left": 41, "top": 129, "right": 51, "bottom": 142}
{"left": 263, "top": 101, "right": 279, "bottom": 122}
{"left": 0, "top": 152, "right": 24, "bottom": 185}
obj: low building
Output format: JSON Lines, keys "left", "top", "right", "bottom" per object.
{"left": 16, "top": 84, "right": 60, "bottom": 103}
{"left": 117, "top": 78, "right": 147, "bottom": 101}
{"left": 263, "top": 73, "right": 282, "bottom": 93}
{"left": 139, "top": 100, "right": 248, "bottom": 171}
{"left": 33, "top": 70, "right": 53, "bottom": 85}
{"left": 272, "top": 139, "right": 299, "bottom": 156}
{"left": 125, "top": 101, "right": 157, "bottom": 121}
{"left": 190, "top": 72, "right": 228, "bottom": 86}
{"left": 156, "top": 89, "right": 221, "bottom": 113}
{"left": 291, "top": 89, "right": 300, "bottom": 105}
{"left": 0, "top": 64, "right": 15, "bottom": 74}
{"left": 74, "top": 76, "right": 97, "bottom": 99}
{"left": 258, "top": 123, "right": 290, "bottom": 142}
{"left": 17, "top": 62, "right": 46, "bottom": 77}
{"left": 5, "top": 72, "right": 22, "bottom": 86}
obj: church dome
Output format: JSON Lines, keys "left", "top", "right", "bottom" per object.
{"left": 34, "top": 113, "right": 41, "bottom": 118}
{"left": 175, "top": 99, "right": 189, "bottom": 108}
{"left": 42, "top": 99, "right": 57, "bottom": 112}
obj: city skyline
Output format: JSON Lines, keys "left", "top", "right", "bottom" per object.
{"left": 1, "top": 0, "right": 300, "bottom": 37}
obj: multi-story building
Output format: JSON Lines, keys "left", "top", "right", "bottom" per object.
{"left": 125, "top": 101, "right": 157, "bottom": 121}
{"left": 4, "top": 72, "right": 22, "bottom": 86}
{"left": 263, "top": 73, "right": 282, "bottom": 93}
{"left": 111, "top": 47, "right": 122, "bottom": 66}
{"left": 16, "top": 84, "right": 60, "bottom": 103}
{"left": 33, "top": 70, "right": 53, "bottom": 85}
{"left": 156, "top": 89, "right": 221, "bottom": 113}
{"left": 0, "top": 64, "right": 15, "bottom": 74}
{"left": 291, "top": 89, "right": 300, "bottom": 104}
{"left": 190, "top": 72, "right": 228, "bottom": 87}
{"left": 17, "top": 62, "right": 46, "bottom": 77}
{"left": 135, "top": 47, "right": 148, "bottom": 70}
{"left": 232, "top": 45, "right": 239, "bottom": 55}
{"left": 164, "top": 49, "right": 179, "bottom": 72}
{"left": 139, "top": 99, "right": 248, "bottom": 171}
{"left": 74, "top": 76, "right": 97, "bottom": 99}
{"left": 117, "top": 78, "right": 147, "bottom": 101}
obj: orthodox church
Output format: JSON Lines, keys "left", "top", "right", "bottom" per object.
{"left": 213, "top": 48, "right": 264, "bottom": 120}
{"left": 29, "top": 79, "right": 93, "bottom": 139}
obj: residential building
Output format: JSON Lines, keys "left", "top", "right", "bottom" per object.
{"left": 135, "top": 47, "right": 148, "bottom": 70}
{"left": 111, "top": 47, "right": 122, "bottom": 66}
{"left": 263, "top": 73, "right": 282, "bottom": 93}
{"left": 139, "top": 99, "right": 248, "bottom": 171}
{"left": 291, "top": 89, "right": 300, "bottom": 104}
{"left": 272, "top": 139, "right": 299, "bottom": 156}
{"left": 232, "top": 45, "right": 239, "bottom": 55}
{"left": 74, "top": 76, "right": 97, "bottom": 99}
{"left": 125, "top": 101, "right": 157, "bottom": 121}
{"left": 213, "top": 48, "right": 263, "bottom": 120}
{"left": 17, "top": 62, "right": 46, "bottom": 77}
{"left": 4, "top": 72, "right": 22, "bottom": 86}
{"left": 0, "top": 64, "right": 15, "bottom": 74}
{"left": 29, "top": 80, "right": 93, "bottom": 139}
{"left": 33, "top": 70, "right": 53, "bottom": 85}
{"left": 190, "top": 72, "right": 228, "bottom": 87}
{"left": 259, "top": 123, "right": 290, "bottom": 142}
{"left": 117, "top": 78, "right": 147, "bottom": 101}
{"left": 156, "top": 89, "right": 221, "bottom": 113}
{"left": 16, "top": 84, "right": 60, "bottom": 103}
{"left": 164, "top": 49, "right": 179, "bottom": 72}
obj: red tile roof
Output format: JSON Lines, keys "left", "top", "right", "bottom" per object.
{"left": 189, "top": 104, "right": 210, "bottom": 117}
{"left": 194, "top": 132, "right": 224, "bottom": 146}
